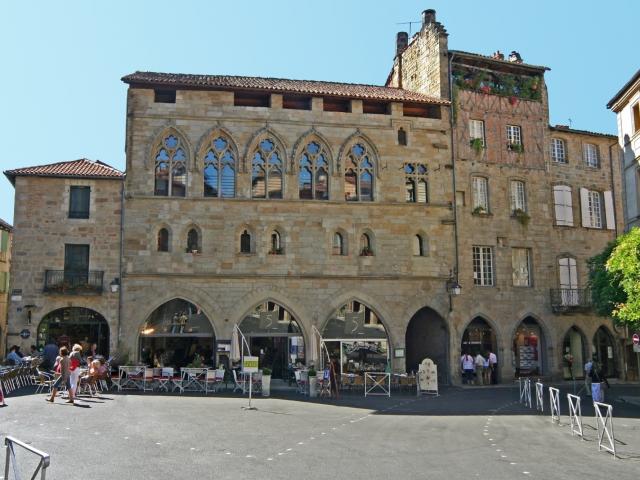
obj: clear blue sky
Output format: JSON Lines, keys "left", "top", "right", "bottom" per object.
{"left": 1, "top": 0, "right": 636, "bottom": 224}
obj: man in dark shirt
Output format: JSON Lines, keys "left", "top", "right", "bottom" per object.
{"left": 42, "top": 340, "right": 59, "bottom": 370}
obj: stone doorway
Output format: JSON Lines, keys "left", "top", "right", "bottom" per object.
{"left": 405, "top": 307, "right": 448, "bottom": 385}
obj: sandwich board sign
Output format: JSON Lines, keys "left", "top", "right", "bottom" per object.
{"left": 243, "top": 356, "right": 259, "bottom": 373}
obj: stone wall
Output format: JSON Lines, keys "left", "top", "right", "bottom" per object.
{"left": 7, "top": 176, "right": 122, "bottom": 352}
{"left": 0, "top": 227, "right": 11, "bottom": 358}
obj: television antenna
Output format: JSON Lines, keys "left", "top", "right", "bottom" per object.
{"left": 396, "top": 20, "right": 421, "bottom": 36}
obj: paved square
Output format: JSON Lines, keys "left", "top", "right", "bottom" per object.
{"left": 2, "top": 386, "right": 640, "bottom": 479}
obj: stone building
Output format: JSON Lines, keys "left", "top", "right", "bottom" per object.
{"left": 388, "top": 9, "right": 624, "bottom": 381}
{"left": 0, "top": 218, "right": 12, "bottom": 358}
{"left": 4, "top": 159, "right": 123, "bottom": 357}
{"left": 607, "top": 69, "right": 640, "bottom": 231}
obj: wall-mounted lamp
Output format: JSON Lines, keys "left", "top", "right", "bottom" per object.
{"left": 446, "top": 270, "right": 461, "bottom": 312}
{"left": 110, "top": 278, "right": 120, "bottom": 293}
{"left": 23, "top": 304, "right": 37, "bottom": 325}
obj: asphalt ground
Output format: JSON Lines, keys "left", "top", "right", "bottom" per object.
{"left": 1, "top": 384, "right": 640, "bottom": 480}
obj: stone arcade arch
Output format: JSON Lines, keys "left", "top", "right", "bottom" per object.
{"left": 405, "top": 307, "right": 449, "bottom": 385}
{"left": 239, "top": 300, "right": 305, "bottom": 380}
{"left": 138, "top": 298, "right": 215, "bottom": 369}
{"left": 37, "top": 307, "right": 110, "bottom": 357}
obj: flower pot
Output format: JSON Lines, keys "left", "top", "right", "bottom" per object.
{"left": 262, "top": 375, "right": 271, "bottom": 397}
{"left": 309, "top": 377, "right": 317, "bottom": 398}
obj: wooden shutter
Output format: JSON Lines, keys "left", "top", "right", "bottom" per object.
{"left": 604, "top": 191, "right": 615, "bottom": 230}
{"left": 553, "top": 187, "right": 565, "bottom": 224}
{"left": 563, "top": 187, "right": 574, "bottom": 226}
{"left": 580, "top": 188, "right": 590, "bottom": 227}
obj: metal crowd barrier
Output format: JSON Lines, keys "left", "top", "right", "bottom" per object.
{"left": 0, "top": 364, "right": 35, "bottom": 400}
{"left": 594, "top": 402, "right": 616, "bottom": 458}
{"left": 519, "top": 378, "right": 531, "bottom": 408}
{"left": 548, "top": 387, "right": 560, "bottom": 424}
{"left": 567, "top": 394, "right": 583, "bottom": 438}
{"left": 535, "top": 382, "right": 544, "bottom": 413}
{"left": 4, "top": 436, "right": 50, "bottom": 480}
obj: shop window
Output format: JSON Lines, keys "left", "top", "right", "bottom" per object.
{"left": 203, "top": 135, "right": 236, "bottom": 198}
{"left": 157, "top": 228, "right": 169, "bottom": 252}
{"left": 298, "top": 141, "right": 329, "bottom": 200}
{"left": 513, "top": 317, "right": 544, "bottom": 377}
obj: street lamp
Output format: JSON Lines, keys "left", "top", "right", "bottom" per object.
{"left": 110, "top": 278, "right": 120, "bottom": 293}
{"left": 446, "top": 270, "right": 462, "bottom": 312}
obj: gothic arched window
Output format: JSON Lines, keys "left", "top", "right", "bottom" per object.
{"left": 252, "top": 139, "right": 283, "bottom": 199}
{"left": 154, "top": 134, "right": 187, "bottom": 197}
{"left": 299, "top": 141, "right": 329, "bottom": 200}
{"left": 345, "top": 143, "right": 374, "bottom": 202}
{"left": 240, "top": 230, "right": 252, "bottom": 254}
{"left": 187, "top": 228, "right": 200, "bottom": 253}
{"left": 203, "top": 136, "right": 236, "bottom": 198}
{"left": 157, "top": 228, "right": 169, "bottom": 252}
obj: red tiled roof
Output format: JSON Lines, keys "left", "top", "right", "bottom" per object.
{"left": 0, "top": 218, "right": 12, "bottom": 232}
{"left": 4, "top": 159, "right": 123, "bottom": 185}
{"left": 549, "top": 125, "right": 616, "bottom": 139}
{"left": 122, "top": 71, "right": 449, "bottom": 105}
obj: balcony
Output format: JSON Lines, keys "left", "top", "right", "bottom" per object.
{"left": 550, "top": 288, "right": 592, "bottom": 313}
{"left": 43, "top": 270, "right": 104, "bottom": 295}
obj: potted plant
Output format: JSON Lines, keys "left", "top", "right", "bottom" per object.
{"left": 507, "top": 143, "right": 524, "bottom": 154}
{"left": 513, "top": 208, "right": 530, "bottom": 226}
{"left": 308, "top": 367, "right": 317, "bottom": 398}
{"left": 470, "top": 138, "right": 484, "bottom": 155}
{"left": 261, "top": 367, "right": 272, "bottom": 397}
{"left": 472, "top": 206, "right": 487, "bottom": 216}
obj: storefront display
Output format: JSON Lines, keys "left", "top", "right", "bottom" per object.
{"left": 512, "top": 318, "right": 543, "bottom": 376}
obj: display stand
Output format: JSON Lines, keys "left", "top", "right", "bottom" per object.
{"left": 417, "top": 358, "right": 438, "bottom": 396}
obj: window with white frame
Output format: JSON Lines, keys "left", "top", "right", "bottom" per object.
{"left": 512, "top": 248, "right": 531, "bottom": 287}
{"left": 583, "top": 143, "right": 599, "bottom": 168}
{"left": 473, "top": 246, "right": 494, "bottom": 286}
{"left": 558, "top": 256, "right": 578, "bottom": 306}
{"left": 469, "top": 120, "right": 485, "bottom": 146}
{"left": 510, "top": 180, "right": 526, "bottom": 213}
{"left": 553, "top": 185, "right": 574, "bottom": 226}
{"left": 551, "top": 138, "right": 566, "bottom": 163}
{"left": 506, "top": 125, "right": 522, "bottom": 149}
{"left": 581, "top": 189, "right": 603, "bottom": 228}
{"left": 472, "top": 177, "right": 489, "bottom": 212}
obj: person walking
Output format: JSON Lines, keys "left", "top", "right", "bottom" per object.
{"left": 474, "top": 352, "right": 486, "bottom": 385}
{"left": 584, "top": 358, "right": 593, "bottom": 397}
{"left": 42, "top": 339, "right": 59, "bottom": 371}
{"left": 47, "top": 346, "right": 73, "bottom": 404}
{"left": 69, "top": 344, "right": 83, "bottom": 399}
{"left": 488, "top": 350, "right": 498, "bottom": 384}
{"left": 461, "top": 352, "right": 474, "bottom": 384}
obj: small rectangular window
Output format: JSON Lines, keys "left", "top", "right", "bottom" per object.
{"left": 403, "top": 103, "right": 441, "bottom": 119}
{"left": 283, "top": 95, "right": 312, "bottom": 110}
{"left": 362, "top": 101, "right": 390, "bottom": 115}
{"left": 469, "top": 120, "right": 485, "bottom": 146}
{"left": 633, "top": 103, "right": 640, "bottom": 134}
{"left": 323, "top": 97, "right": 351, "bottom": 112}
{"left": 551, "top": 138, "right": 566, "bottom": 163}
{"left": 473, "top": 246, "right": 494, "bottom": 286}
{"left": 154, "top": 89, "right": 176, "bottom": 103}
{"left": 583, "top": 143, "right": 599, "bottom": 168}
{"left": 234, "top": 91, "right": 271, "bottom": 107}
{"left": 512, "top": 248, "right": 531, "bottom": 287}
{"left": 69, "top": 186, "right": 90, "bottom": 219}
{"left": 472, "top": 177, "right": 489, "bottom": 212}
{"left": 506, "top": 125, "right": 522, "bottom": 150}
{"left": 510, "top": 180, "right": 526, "bottom": 213}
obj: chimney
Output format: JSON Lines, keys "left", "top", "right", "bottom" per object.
{"left": 396, "top": 32, "right": 408, "bottom": 56}
{"left": 422, "top": 9, "right": 436, "bottom": 26}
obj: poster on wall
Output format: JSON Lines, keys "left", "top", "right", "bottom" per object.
{"left": 518, "top": 345, "right": 538, "bottom": 371}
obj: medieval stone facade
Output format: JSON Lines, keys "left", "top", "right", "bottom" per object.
{"left": 0, "top": 218, "right": 12, "bottom": 358}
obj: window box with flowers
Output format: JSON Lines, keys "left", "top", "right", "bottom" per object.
{"left": 507, "top": 143, "right": 524, "bottom": 154}
{"left": 472, "top": 206, "right": 489, "bottom": 216}
{"left": 470, "top": 138, "right": 485, "bottom": 155}
{"left": 512, "top": 208, "right": 530, "bottom": 227}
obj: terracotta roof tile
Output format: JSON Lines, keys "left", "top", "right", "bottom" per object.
{"left": 549, "top": 125, "right": 616, "bottom": 139}
{"left": 122, "top": 71, "right": 449, "bottom": 105}
{"left": 0, "top": 218, "right": 12, "bottom": 232}
{"left": 4, "top": 159, "right": 123, "bottom": 185}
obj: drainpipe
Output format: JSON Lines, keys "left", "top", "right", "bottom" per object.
{"left": 447, "top": 53, "right": 460, "bottom": 285}
{"left": 608, "top": 141, "right": 619, "bottom": 236}
{"left": 116, "top": 180, "right": 124, "bottom": 352}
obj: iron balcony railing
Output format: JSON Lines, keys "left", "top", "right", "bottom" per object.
{"left": 549, "top": 288, "right": 592, "bottom": 313}
{"left": 43, "top": 270, "right": 104, "bottom": 295}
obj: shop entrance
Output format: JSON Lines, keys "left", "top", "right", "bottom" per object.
{"left": 562, "top": 326, "right": 586, "bottom": 379}
{"left": 405, "top": 307, "right": 448, "bottom": 384}
{"left": 37, "top": 307, "right": 110, "bottom": 356}
{"left": 593, "top": 326, "right": 616, "bottom": 377}
{"left": 512, "top": 316, "right": 546, "bottom": 377}
{"left": 240, "top": 301, "right": 305, "bottom": 381}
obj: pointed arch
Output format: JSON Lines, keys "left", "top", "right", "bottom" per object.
{"left": 149, "top": 126, "right": 192, "bottom": 197}
{"left": 336, "top": 130, "right": 380, "bottom": 178}
{"left": 290, "top": 127, "right": 335, "bottom": 175}
{"left": 242, "top": 126, "right": 288, "bottom": 174}
{"left": 197, "top": 126, "right": 239, "bottom": 198}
